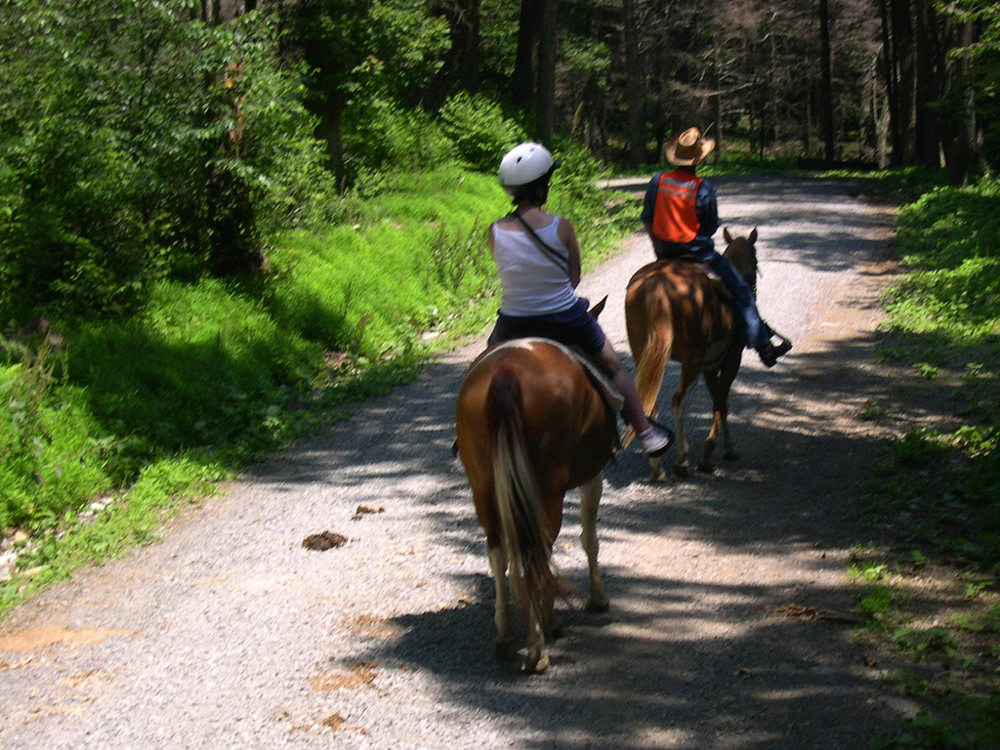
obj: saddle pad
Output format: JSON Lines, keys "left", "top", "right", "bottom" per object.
{"left": 482, "top": 338, "right": 625, "bottom": 414}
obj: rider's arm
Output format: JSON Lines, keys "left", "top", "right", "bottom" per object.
{"left": 697, "top": 180, "right": 720, "bottom": 238}
{"left": 557, "top": 217, "right": 582, "bottom": 288}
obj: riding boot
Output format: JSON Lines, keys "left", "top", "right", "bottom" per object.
{"left": 756, "top": 322, "right": 793, "bottom": 367}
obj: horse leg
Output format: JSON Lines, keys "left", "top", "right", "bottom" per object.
{"left": 672, "top": 366, "right": 700, "bottom": 477}
{"left": 524, "top": 599, "right": 550, "bottom": 673}
{"left": 698, "top": 371, "right": 724, "bottom": 472}
{"left": 719, "top": 364, "right": 741, "bottom": 462}
{"left": 578, "top": 475, "right": 609, "bottom": 612}
{"left": 487, "top": 544, "right": 516, "bottom": 661}
{"left": 700, "top": 356, "right": 741, "bottom": 470}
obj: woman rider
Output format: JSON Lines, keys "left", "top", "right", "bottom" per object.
{"left": 486, "top": 142, "right": 672, "bottom": 457}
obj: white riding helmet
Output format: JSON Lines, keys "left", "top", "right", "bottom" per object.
{"left": 498, "top": 142, "right": 558, "bottom": 193}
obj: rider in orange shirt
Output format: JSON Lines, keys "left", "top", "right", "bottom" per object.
{"left": 641, "top": 127, "right": 792, "bottom": 367}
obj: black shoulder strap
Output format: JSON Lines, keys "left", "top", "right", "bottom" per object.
{"left": 509, "top": 211, "right": 570, "bottom": 274}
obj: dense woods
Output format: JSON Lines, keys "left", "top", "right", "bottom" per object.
{"left": 1, "top": 0, "right": 997, "bottom": 323}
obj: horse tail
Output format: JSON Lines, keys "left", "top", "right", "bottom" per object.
{"left": 486, "top": 364, "right": 558, "bottom": 627}
{"left": 633, "top": 296, "right": 673, "bottom": 419}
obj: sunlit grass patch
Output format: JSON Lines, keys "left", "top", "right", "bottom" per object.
{"left": 859, "top": 174, "right": 1000, "bottom": 748}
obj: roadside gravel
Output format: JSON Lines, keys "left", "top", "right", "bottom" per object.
{"left": 0, "top": 175, "right": 907, "bottom": 749}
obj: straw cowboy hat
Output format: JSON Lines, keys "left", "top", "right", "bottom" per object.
{"left": 664, "top": 127, "right": 716, "bottom": 166}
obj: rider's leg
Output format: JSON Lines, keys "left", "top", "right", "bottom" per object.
{"left": 701, "top": 252, "right": 791, "bottom": 366}
{"left": 596, "top": 338, "right": 671, "bottom": 455}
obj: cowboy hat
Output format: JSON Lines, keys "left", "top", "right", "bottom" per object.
{"left": 664, "top": 127, "right": 716, "bottom": 166}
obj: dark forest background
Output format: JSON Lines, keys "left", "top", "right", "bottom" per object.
{"left": 2, "top": 0, "right": 998, "bottom": 323}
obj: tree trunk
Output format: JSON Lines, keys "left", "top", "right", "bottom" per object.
{"left": 890, "top": 0, "right": 916, "bottom": 164}
{"left": 914, "top": 0, "right": 940, "bottom": 168}
{"left": 624, "top": 0, "right": 645, "bottom": 165}
{"left": 426, "top": 0, "right": 482, "bottom": 106}
{"left": 536, "top": 0, "right": 558, "bottom": 143}
{"left": 512, "top": 0, "right": 538, "bottom": 112}
{"left": 946, "top": 18, "right": 975, "bottom": 186}
{"left": 819, "top": 0, "right": 836, "bottom": 162}
{"left": 318, "top": 94, "right": 346, "bottom": 190}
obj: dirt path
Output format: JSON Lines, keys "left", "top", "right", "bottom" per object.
{"left": 0, "top": 175, "right": 905, "bottom": 749}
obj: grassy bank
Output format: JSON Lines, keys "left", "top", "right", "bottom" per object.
{"left": 850, "top": 173, "right": 1000, "bottom": 749}
{"left": 0, "top": 163, "right": 625, "bottom": 616}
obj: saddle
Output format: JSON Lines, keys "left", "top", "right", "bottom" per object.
{"left": 666, "top": 253, "right": 733, "bottom": 303}
{"left": 484, "top": 338, "right": 625, "bottom": 414}
{"left": 452, "top": 337, "right": 625, "bottom": 457}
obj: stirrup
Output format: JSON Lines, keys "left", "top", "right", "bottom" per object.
{"left": 758, "top": 330, "right": 793, "bottom": 367}
{"left": 770, "top": 328, "right": 793, "bottom": 358}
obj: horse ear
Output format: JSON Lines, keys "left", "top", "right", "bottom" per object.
{"left": 589, "top": 296, "right": 607, "bottom": 319}
{"left": 749, "top": 227, "right": 757, "bottom": 243}
{"left": 723, "top": 227, "right": 733, "bottom": 244}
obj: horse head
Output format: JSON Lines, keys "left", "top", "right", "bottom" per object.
{"left": 722, "top": 227, "right": 759, "bottom": 295}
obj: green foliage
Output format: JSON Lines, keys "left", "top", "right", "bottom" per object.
{"left": 0, "top": 331, "right": 110, "bottom": 532}
{"left": 0, "top": 2, "right": 330, "bottom": 318}
{"left": 343, "top": 101, "right": 453, "bottom": 188}
{"left": 547, "top": 139, "right": 612, "bottom": 221}
{"left": 265, "top": 168, "right": 500, "bottom": 356}
{"left": 862, "top": 170, "right": 1000, "bottom": 749}
{"left": 438, "top": 92, "right": 526, "bottom": 172}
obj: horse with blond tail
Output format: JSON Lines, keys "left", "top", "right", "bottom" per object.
{"left": 625, "top": 227, "right": 760, "bottom": 478}
{"left": 455, "top": 334, "right": 617, "bottom": 673}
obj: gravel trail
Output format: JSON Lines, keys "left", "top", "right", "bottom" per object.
{"left": 0, "top": 175, "right": 904, "bottom": 749}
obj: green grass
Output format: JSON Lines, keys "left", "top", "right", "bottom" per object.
{"left": 851, "top": 173, "right": 1000, "bottom": 749}
{"left": 0, "top": 163, "right": 625, "bottom": 617}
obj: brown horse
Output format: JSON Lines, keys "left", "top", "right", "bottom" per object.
{"left": 624, "top": 227, "right": 759, "bottom": 478}
{"left": 455, "top": 330, "right": 617, "bottom": 673}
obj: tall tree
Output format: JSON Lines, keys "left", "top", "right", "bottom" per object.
{"left": 427, "top": 0, "right": 482, "bottom": 106}
{"left": 536, "top": 0, "right": 558, "bottom": 142}
{"left": 624, "top": 0, "right": 645, "bottom": 165}
{"left": 819, "top": 0, "right": 835, "bottom": 161}
{"left": 511, "top": 0, "right": 539, "bottom": 111}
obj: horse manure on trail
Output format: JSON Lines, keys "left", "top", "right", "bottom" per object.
{"left": 351, "top": 505, "right": 384, "bottom": 520}
{"left": 302, "top": 531, "right": 348, "bottom": 550}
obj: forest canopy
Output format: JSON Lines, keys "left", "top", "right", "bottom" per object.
{"left": 1, "top": 0, "right": 998, "bottom": 323}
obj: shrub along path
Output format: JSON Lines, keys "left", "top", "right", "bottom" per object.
{"left": 0, "top": 176, "right": 918, "bottom": 748}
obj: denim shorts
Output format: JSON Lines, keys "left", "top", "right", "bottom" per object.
{"left": 487, "top": 297, "right": 606, "bottom": 355}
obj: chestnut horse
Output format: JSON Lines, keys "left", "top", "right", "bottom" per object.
{"left": 455, "top": 329, "right": 617, "bottom": 673}
{"left": 625, "top": 227, "right": 759, "bottom": 478}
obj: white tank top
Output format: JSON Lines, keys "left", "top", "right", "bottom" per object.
{"left": 493, "top": 217, "right": 577, "bottom": 317}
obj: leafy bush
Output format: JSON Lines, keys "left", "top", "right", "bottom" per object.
{"left": 438, "top": 92, "right": 526, "bottom": 171}
{"left": 0, "top": 344, "right": 109, "bottom": 531}
{"left": 342, "top": 100, "right": 453, "bottom": 192}
{"left": 0, "top": 2, "right": 330, "bottom": 319}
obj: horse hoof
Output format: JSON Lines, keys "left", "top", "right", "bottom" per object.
{"left": 697, "top": 463, "right": 715, "bottom": 473}
{"left": 524, "top": 652, "right": 550, "bottom": 674}
{"left": 674, "top": 465, "right": 690, "bottom": 479}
